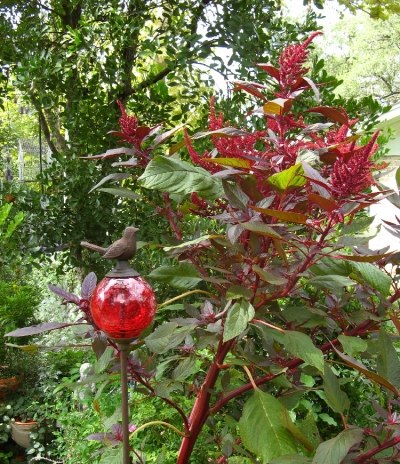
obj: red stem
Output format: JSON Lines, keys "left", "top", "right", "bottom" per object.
{"left": 354, "top": 436, "right": 400, "bottom": 463}
{"left": 177, "top": 340, "right": 233, "bottom": 464}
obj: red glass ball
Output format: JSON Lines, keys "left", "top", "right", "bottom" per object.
{"left": 90, "top": 276, "right": 156, "bottom": 339}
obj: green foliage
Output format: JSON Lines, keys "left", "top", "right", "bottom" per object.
{"left": 238, "top": 389, "right": 301, "bottom": 462}
{"left": 312, "top": 427, "right": 364, "bottom": 464}
{"left": 0, "top": 280, "right": 40, "bottom": 378}
{"left": 139, "top": 155, "right": 224, "bottom": 199}
{"left": 223, "top": 301, "right": 255, "bottom": 342}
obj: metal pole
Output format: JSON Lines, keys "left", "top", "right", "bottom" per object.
{"left": 38, "top": 112, "right": 44, "bottom": 194}
{"left": 118, "top": 341, "right": 131, "bottom": 464}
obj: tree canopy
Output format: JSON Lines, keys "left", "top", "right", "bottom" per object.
{"left": 0, "top": 0, "right": 320, "bottom": 269}
{"left": 317, "top": 12, "right": 400, "bottom": 104}
{"left": 307, "top": 0, "right": 400, "bottom": 19}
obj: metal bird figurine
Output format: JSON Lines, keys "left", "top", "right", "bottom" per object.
{"left": 81, "top": 226, "right": 138, "bottom": 261}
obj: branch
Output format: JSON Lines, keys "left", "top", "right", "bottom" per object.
{"left": 115, "top": 0, "right": 143, "bottom": 103}
{"left": 30, "top": 95, "right": 60, "bottom": 156}
{"left": 354, "top": 435, "right": 400, "bottom": 463}
{"left": 208, "top": 319, "right": 375, "bottom": 417}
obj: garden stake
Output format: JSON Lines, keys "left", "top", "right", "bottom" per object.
{"left": 115, "top": 338, "right": 133, "bottom": 464}
{"left": 83, "top": 228, "right": 157, "bottom": 464}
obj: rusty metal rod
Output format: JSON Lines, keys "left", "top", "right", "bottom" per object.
{"left": 118, "top": 341, "right": 131, "bottom": 464}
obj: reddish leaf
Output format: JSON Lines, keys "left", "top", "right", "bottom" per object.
{"left": 256, "top": 63, "right": 280, "bottom": 81}
{"left": 82, "top": 272, "right": 97, "bottom": 300}
{"left": 334, "top": 253, "right": 393, "bottom": 263}
{"left": 135, "top": 126, "right": 152, "bottom": 140}
{"left": 303, "top": 177, "right": 332, "bottom": 197}
{"left": 308, "top": 107, "right": 348, "bottom": 125}
{"left": 250, "top": 206, "right": 308, "bottom": 224}
{"left": 89, "top": 173, "right": 131, "bottom": 193}
{"left": 81, "top": 147, "right": 136, "bottom": 160}
{"left": 308, "top": 193, "right": 337, "bottom": 213}
{"left": 149, "top": 123, "right": 185, "bottom": 150}
{"left": 192, "top": 127, "right": 249, "bottom": 140}
{"left": 48, "top": 284, "right": 80, "bottom": 305}
{"left": 5, "top": 322, "right": 84, "bottom": 337}
{"left": 390, "top": 314, "right": 400, "bottom": 335}
{"left": 332, "top": 346, "right": 400, "bottom": 396}
{"left": 233, "top": 81, "right": 268, "bottom": 101}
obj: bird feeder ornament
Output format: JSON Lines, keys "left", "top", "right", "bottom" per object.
{"left": 90, "top": 275, "right": 156, "bottom": 340}
{"left": 82, "top": 226, "right": 157, "bottom": 341}
{"left": 82, "top": 226, "right": 157, "bottom": 464}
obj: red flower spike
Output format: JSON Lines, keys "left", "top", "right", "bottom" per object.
{"left": 116, "top": 100, "right": 151, "bottom": 149}
{"left": 207, "top": 98, "right": 267, "bottom": 162}
{"left": 331, "top": 131, "right": 379, "bottom": 198}
{"left": 90, "top": 276, "right": 157, "bottom": 339}
{"left": 184, "top": 129, "right": 221, "bottom": 173}
{"left": 278, "top": 32, "right": 322, "bottom": 97}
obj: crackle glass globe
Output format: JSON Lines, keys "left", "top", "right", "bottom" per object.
{"left": 90, "top": 276, "right": 156, "bottom": 339}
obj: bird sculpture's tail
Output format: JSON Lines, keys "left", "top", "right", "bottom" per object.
{"left": 81, "top": 241, "right": 107, "bottom": 255}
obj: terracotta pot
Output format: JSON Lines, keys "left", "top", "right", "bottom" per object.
{"left": 11, "top": 420, "right": 38, "bottom": 448}
{"left": 0, "top": 376, "right": 20, "bottom": 400}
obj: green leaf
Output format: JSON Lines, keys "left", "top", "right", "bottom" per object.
{"left": 323, "top": 365, "right": 350, "bottom": 414}
{"left": 99, "top": 444, "right": 124, "bottom": 464}
{"left": 172, "top": 357, "right": 196, "bottom": 381}
{"left": 349, "top": 262, "right": 391, "bottom": 296}
{"left": 239, "top": 389, "right": 298, "bottom": 463}
{"left": 342, "top": 216, "right": 375, "bottom": 235}
{"left": 338, "top": 335, "right": 367, "bottom": 357}
{"left": 253, "top": 265, "right": 288, "bottom": 286}
{"left": 308, "top": 275, "right": 355, "bottom": 292}
{"left": 4, "top": 211, "right": 24, "bottom": 239}
{"left": 97, "top": 187, "right": 141, "bottom": 200}
{"left": 145, "top": 322, "right": 195, "bottom": 354}
{"left": 395, "top": 166, "right": 400, "bottom": 193}
{"left": 312, "top": 428, "right": 363, "bottom": 464}
{"left": 226, "top": 285, "right": 253, "bottom": 300}
{"left": 95, "top": 347, "right": 114, "bottom": 374}
{"left": 223, "top": 180, "right": 250, "bottom": 209}
{"left": 223, "top": 300, "right": 255, "bottom": 342}
{"left": 271, "top": 456, "right": 312, "bottom": 464}
{"left": 318, "top": 413, "right": 337, "bottom": 426}
{"left": 163, "top": 235, "right": 221, "bottom": 251}
{"left": 208, "top": 157, "right": 251, "bottom": 169}
{"left": 282, "top": 331, "right": 324, "bottom": 372}
{"left": 377, "top": 330, "right": 400, "bottom": 389}
{"left": 148, "top": 263, "right": 202, "bottom": 289}
{"left": 240, "top": 221, "right": 283, "bottom": 239}
{"left": 0, "top": 203, "right": 12, "bottom": 227}
{"left": 311, "top": 258, "right": 352, "bottom": 277}
{"left": 267, "top": 164, "right": 306, "bottom": 192}
{"left": 298, "top": 412, "right": 321, "bottom": 449}
{"left": 138, "top": 155, "right": 223, "bottom": 199}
